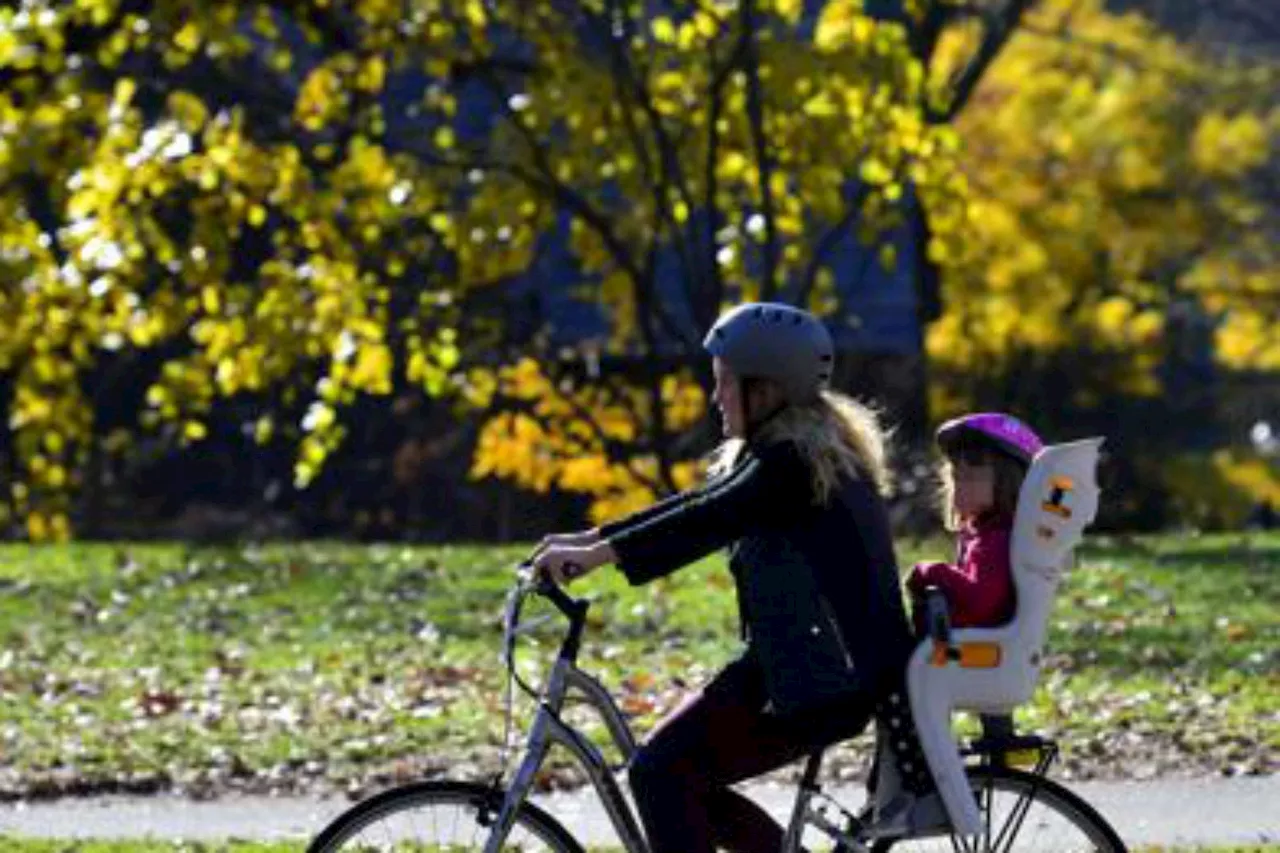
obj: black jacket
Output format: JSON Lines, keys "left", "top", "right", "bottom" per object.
{"left": 600, "top": 439, "right": 915, "bottom": 716}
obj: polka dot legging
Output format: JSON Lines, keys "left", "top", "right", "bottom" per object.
{"left": 873, "top": 685, "right": 936, "bottom": 795}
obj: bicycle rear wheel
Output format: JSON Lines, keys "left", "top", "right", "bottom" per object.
{"left": 306, "top": 779, "right": 585, "bottom": 853}
{"left": 871, "top": 766, "right": 1126, "bottom": 853}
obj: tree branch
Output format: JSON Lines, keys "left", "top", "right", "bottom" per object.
{"left": 741, "top": 0, "right": 781, "bottom": 300}
{"left": 589, "top": 0, "right": 700, "bottom": 338}
{"left": 20, "top": 173, "right": 70, "bottom": 269}
{"left": 930, "top": 0, "right": 1035, "bottom": 124}
{"left": 699, "top": 20, "right": 753, "bottom": 333}
{"left": 792, "top": 182, "right": 871, "bottom": 309}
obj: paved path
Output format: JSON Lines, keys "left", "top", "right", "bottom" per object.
{"left": 2, "top": 776, "right": 1277, "bottom": 847}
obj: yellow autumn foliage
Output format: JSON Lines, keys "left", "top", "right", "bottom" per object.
{"left": 469, "top": 358, "right": 708, "bottom": 524}
{"left": 2, "top": 0, "right": 1273, "bottom": 536}
{"left": 927, "top": 0, "right": 1278, "bottom": 418}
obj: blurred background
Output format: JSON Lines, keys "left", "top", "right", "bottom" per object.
{"left": 0, "top": 0, "right": 1276, "bottom": 542}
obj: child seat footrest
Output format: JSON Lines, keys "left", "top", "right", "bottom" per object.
{"left": 962, "top": 733, "right": 1049, "bottom": 756}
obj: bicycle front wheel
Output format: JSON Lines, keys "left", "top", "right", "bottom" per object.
{"left": 306, "top": 779, "right": 585, "bottom": 853}
{"left": 872, "top": 766, "right": 1126, "bottom": 853}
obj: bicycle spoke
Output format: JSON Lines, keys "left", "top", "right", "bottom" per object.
{"left": 307, "top": 781, "right": 582, "bottom": 853}
{"left": 867, "top": 768, "right": 1124, "bottom": 853}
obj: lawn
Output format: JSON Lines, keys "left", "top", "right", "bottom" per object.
{"left": 0, "top": 534, "right": 1276, "bottom": 800}
{"left": 0, "top": 843, "right": 297, "bottom": 853}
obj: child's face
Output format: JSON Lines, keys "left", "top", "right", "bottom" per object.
{"left": 951, "top": 457, "right": 996, "bottom": 519}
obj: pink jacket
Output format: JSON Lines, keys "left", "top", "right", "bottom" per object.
{"left": 907, "top": 513, "right": 1015, "bottom": 632}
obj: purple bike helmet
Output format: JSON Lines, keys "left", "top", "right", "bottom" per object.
{"left": 936, "top": 412, "right": 1043, "bottom": 464}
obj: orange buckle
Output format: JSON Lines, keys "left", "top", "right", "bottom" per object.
{"left": 957, "top": 642, "right": 1002, "bottom": 668}
{"left": 930, "top": 641, "right": 1002, "bottom": 668}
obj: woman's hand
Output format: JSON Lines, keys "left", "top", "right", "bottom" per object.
{"left": 528, "top": 529, "right": 601, "bottom": 571}
{"left": 532, "top": 529, "right": 601, "bottom": 561}
{"left": 531, "top": 539, "right": 616, "bottom": 586}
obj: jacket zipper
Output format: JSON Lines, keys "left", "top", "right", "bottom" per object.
{"left": 818, "top": 596, "right": 856, "bottom": 671}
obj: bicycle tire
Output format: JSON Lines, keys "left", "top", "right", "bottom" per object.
{"left": 870, "top": 765, "right": 1126, "bottom": 853}
{"left": 306, "top": 778, "right": 586, "bottom": 853}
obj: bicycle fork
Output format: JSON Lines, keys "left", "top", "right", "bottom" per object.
{"left": 483, "top": 709, "right": 553, "bottom": 853}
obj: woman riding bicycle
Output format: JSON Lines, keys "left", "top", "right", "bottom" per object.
{"left": 531, "top": 302, "right": 933, "bottom": 853}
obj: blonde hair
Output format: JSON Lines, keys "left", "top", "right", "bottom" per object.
{"left": 708, "top": 389, "right": 893, "bottom": 502}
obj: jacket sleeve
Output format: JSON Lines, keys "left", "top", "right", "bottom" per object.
{"left": 906, "top": 527, "right": 1014, "bottom": 628}
{"left": 605, "top": 444, "right": 811, "bottom": 586}
{"left": 598, "top": 488, "right": 698, "bottom": 540}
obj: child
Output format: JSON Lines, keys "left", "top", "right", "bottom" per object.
{"left": 863, "top": 413, "right": 1042, "bottom": 837}
{"left": 907, "top": 412, "right": 1043, "bottom": 634}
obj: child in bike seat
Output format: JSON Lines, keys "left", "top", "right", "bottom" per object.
{"left": 530, "top": 302, "right": 932, "bottom": 853}
{"left": 907, "top": 412, "right": 1044, "bottom": 741}
{"left": 858, "top": 413, "right": 1042, "bottom": 837}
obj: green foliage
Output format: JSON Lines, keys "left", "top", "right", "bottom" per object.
{"left": 1159, "top": 451, "right": 1280, "bottom": 529}
{"left": 0, "top": 842, "right": 300, "bottom": 853}
{"left": 0, "top": 535, "right": 1275, "bottom": 798}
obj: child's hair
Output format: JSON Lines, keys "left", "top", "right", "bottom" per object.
{"left": 937, "top": 433, "right": 1027, "bottom": 530}
{"left": 709, "top": 388, "right": 892, "bottom": 502}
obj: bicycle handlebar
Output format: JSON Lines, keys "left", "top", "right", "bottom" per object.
{"left": 506, "top": 562, "right": 591, "bottom": 669}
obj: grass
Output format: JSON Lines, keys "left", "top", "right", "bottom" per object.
{"left": 0, "top": 534, "right": 1276, "bottom": 799}
{"left": 1, "top": 843, "right": 1277, "bottom": 853}
{"left": 0, "top": 843, "right": 299, "bottom": 853}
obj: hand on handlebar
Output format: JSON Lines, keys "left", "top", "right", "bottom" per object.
{"left": 529, "top": 540, "right": 615, "bottom": 586}
{"left": 530, "top": 528, "right": 602, "bottom": 564}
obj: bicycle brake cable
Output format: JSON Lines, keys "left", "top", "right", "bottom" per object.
{"left": 495, "top": 582, "right": 545, "bottom": 785}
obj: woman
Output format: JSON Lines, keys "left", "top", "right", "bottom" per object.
{"left": 531, "top": 302, "right": 931, "bottom": 853}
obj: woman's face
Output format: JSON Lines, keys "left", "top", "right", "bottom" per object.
{"left": 712, "top": 357, "right": 746, "bottom": 438}
{"left": 951, "top": 457, "right": 996, "bottom": 520}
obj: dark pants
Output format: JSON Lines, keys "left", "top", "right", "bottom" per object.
{"left": 629, "top": 654, "right": 901, "bottom": 853}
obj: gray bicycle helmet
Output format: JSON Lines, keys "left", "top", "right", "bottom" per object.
{"left": 703, "top": 302, "right": 834, "bottom": 404}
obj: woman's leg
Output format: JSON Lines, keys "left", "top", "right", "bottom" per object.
{"left": 629, "top": 655, "right": 873, "bottom": 853}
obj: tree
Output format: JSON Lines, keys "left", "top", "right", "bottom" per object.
{"left": 14, "top": 1, "right": 1264, "bottom": 536}
{"left": 460, "top": 0, "right": 1049, "bottom": 522}
{"left": 926, "top": 0, "right": 1279, "bottom": 426}
{"left": 0, "top": 2, "right": 485, "bottom": 537}
{"left": 1, "top": 1, "right": 981, "bottom": 536}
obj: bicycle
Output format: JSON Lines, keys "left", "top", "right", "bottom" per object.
{"left": 307, "top": 568, "right": 1127, "bottom": 853}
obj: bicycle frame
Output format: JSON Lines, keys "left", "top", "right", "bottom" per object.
{"left": 487, "top": 577, "right": 851, "bottom": 853}
{"left": 486, "top": 651, "right": 650, "bottom": 853}
{"left": 483, "top": 577, "right": 1075, "bottom": 853}
{"left": 484, "top": 577, "right": 652, "bottom": 853}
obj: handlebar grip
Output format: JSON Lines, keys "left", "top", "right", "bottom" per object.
{"left": 923, "top": 585, "right": 952, "bottom": 645}
{"left": 517, "top": 559, "right": 587, "bottom": 618}
{"left": 536, "top": 576, "right": 581, "bottom": 615}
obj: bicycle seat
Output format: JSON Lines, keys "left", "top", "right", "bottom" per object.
{"left": 903, "top": 438, "right": 1104, "bottom": 835}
